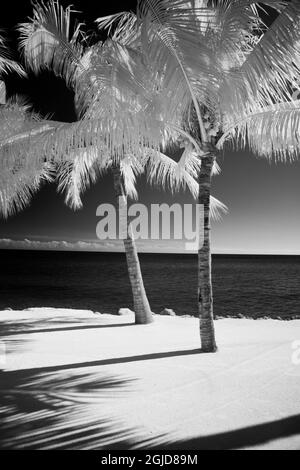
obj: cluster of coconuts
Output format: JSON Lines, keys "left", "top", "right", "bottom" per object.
{"left": 203, "top": 111, "right": 220, "bottom": 138}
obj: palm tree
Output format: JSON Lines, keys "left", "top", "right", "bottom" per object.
{"left": 93, "top": 0, "right": 300, "bottom": 351}
{"left": 14, "top": 0, "right": 227, "bottom": 324}
{"left": 17, "top": 0, "right": 158, "bottom": 324}
{"left": 5, "top": 0, "right": 299, "bottom": 349}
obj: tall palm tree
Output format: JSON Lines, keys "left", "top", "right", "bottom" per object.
{"left": 17, "top": 0, "right": 159, "bottom": 324}
{"left": 93, "top": 0, "right": 300, "bottom": 351}
{"left": 15, "top": 0, "right": 227, "bottom": 324}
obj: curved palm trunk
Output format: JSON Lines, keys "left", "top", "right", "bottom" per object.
{"left": 198, "top": 155, "right": 217, "bottom": 352}
{"left": 112, "top": 166, "right": 153, "bottom": 324}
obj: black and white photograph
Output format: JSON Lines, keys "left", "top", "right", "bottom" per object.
{"left": 0, "top": 0, "right": 300, "bottom": 453}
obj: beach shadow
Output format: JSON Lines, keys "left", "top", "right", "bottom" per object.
{"left": 0, "top": 368, "right": 137, "bottom": 449}
{"left": 2, "top": 348, "right": 202, "bottom": 376}
{"left": 2, "top": 322, "right": 134, "bottom": 336}
{"left": 0, "top": 316, "right": 135, "bottom": 358}
{"left": 152, "top": 414, "right": 300, "bottom": 450}
{"left": 1, "top": 363, "right": 299, "bottom": 449}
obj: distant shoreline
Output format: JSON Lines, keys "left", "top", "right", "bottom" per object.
{"left": 1, "top": 308, "right": 300, "bottom": 321}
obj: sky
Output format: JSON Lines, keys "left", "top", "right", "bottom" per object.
{"left": 0, "top": 0, "right": 299, "bottom": 255}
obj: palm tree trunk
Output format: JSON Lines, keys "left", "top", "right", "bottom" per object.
{"left": 112, "top": 165, "right": 153, "bottom": 324}
{"left": 198, "top": 154, "right": 217, "bottom": 352}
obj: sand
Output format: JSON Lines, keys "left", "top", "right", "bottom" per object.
{"left": 0, "top": 307, "right": 300, "bottom": 450}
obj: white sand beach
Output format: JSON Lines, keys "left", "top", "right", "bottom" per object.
{"left": 0, "top": 307, "right": 300, "bottom": 450}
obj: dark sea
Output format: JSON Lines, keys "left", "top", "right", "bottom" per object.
{"left": 0, "top": 249, "right": 299, "bottom": 319}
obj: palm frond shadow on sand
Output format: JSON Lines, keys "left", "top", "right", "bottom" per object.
{"left": 1, "top": 364, "right": 300, "bottom": 450}
{"left": 1, "top": 365, "right": 300, "bottom": 450}
{"left": 0, "top": 369, "right": 140, "bottom": 450}
{"left": 1, "top": 313, "right": 299, "bottom": 450}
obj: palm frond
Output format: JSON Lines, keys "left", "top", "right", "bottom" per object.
{"left": 136, "top": 0, "right": 284, "bottom": 126}
{"left": 212, "top": 159, "right": 221, "bottom": 175}
{"left": 5, "top": 93, "right": 33, "bottom": 111}
{"left": 207, "top": 0, "right": 285, "bottom": 69}
{"left": 145, "top": 145, "right": 227, "bottom": 219}
{"left": 137, "top": 0, "right": 225, "bottom": 141}
{"left": 76, "top": 38, "right": 156, "bottom": 119}
{"left": 0, "top": 102, "right": 68, "bottom": 188}
{"left": 210, "top": 195, "right": 228, "bottom": 221}
{"left": 220, "top": 0, "right": 300, "bottom": 118}
{"left": 0, "top": 162, "right": 54, "bottom": 218}
{"left": 145, "top": 147, "right": 199, "bottom": 198}
{"left": 0, "top": 102, "right": 37, "bottom": 141}
{"left": 48, "top": 111, "right": 165, "bottom": 165}
{"left": 56, "top": 146, "right": 112, "bottom": 210}
{"left": 0, "top": 103, "right": 107, "bottom": 216}
{"left": 177, "top": 146, "right": 201, "bottom": 178}
{"left": 95, "top": 11, "right": 138, "bottom": 46}
{"left": 218, "top": 99, "right": 300, "bottom": 161}
{"left": 176, "top": 142, "right": 220, "bottom": 176}
{"left": 0, "top": 32, "right": 25, "bottom": 78}
{"left": 244, "top": 0, "right": 300, "bottom": 91}
{"left": 18, "top": 0, "right": 85, "bottom": 87}
{"left": 121, "top": 155, "right": 145, "bottom": 200}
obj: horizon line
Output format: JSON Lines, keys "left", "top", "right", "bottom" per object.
{"left": 0, "top": 246, "right": 300, "bottom": 256}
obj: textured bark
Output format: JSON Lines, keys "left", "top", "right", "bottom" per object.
{"left": 113, "top": 166, "right": 153, "bottom": 324}
{"left": 198, "top": 155, "right": 217, "bottom": 352}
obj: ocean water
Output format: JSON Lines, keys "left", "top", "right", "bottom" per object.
{"left": 0, "top": 249, "right": 299, "bottom": 319}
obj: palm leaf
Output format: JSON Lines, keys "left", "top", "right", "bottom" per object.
{"left": 0, "top": 162, "right": 54, "bottom": 218}
{"left": 210, "top": 195, "right": 228, "bottom": 221}
{"left": 218, "top": 99, "right": 300, "bottom": 161}
{"left": 18, "top": 0, "right": 85, "bottom": 87}
{"left": 56, "top": 145, "right": 113, "bottom": 210}
{"left": 137, "top": 0, "right": 225, "bottom": 142}
{"left": 121, "top": 155, "right": 145, "bottom": 200}
{"left": 77, "top": 39, "right": 157, "bottom": 119}
{"left": 144, "top": 146, "right": 227, "bottom": 217}
{"left": 95, "top": 11, "right": 139, "bottom": 46}
{"left": 0, "top": 32, "right": 25, "bottom": 78}
{"left": 220, "top": 0, "right": 300, "bottom": 118}
{"left": 0, "top": 102, "right": 68, "bottom": 193}
{"left": 207, "top": 0, "right": 285, "bottom": 69}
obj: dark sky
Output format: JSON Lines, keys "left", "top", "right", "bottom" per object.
{"left": 0, "top": 0, "right": 299, "bottom": 254}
